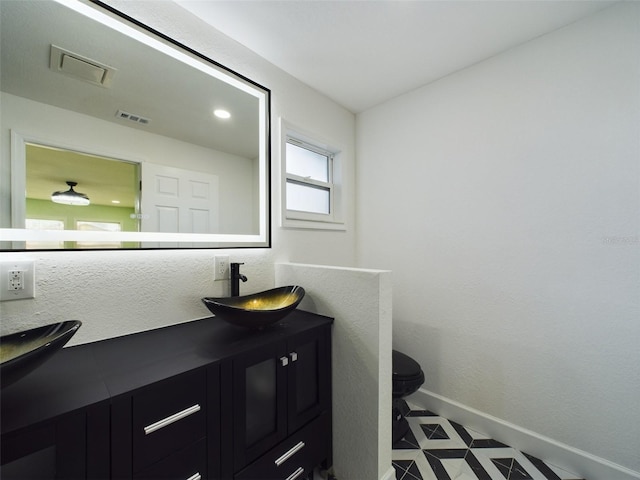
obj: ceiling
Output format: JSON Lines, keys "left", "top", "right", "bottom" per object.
{"left": 0, "top": 0, "right": 260, "bottom": 159}
{"left": 176, "top": 0, "right": 615, "bottom": 113}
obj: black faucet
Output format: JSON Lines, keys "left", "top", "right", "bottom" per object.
{"left": 230, "top": 262, "right": 248, "bottom": 297}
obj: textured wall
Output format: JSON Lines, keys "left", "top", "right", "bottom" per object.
{"left": 356, "top": 3, "right": 640, "bottom": 476}
{"left": 0, "top": 248, "right": 273, "bottom": 344}
{"left": 276, "top": 263, "right": 393, "bottom": 480}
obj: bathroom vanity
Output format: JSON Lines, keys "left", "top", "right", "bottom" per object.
{"left": 0, "top": 311, "right": 333, "bottom": 480}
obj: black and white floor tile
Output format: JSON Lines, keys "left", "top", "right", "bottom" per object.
{"left": 392, "top": 401, "right": 585, "bottom": 480}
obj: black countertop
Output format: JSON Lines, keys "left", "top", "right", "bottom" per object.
{"left": 1, "top": 310, "right": 333, "bottom": 436}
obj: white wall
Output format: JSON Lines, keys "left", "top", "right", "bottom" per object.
{"left": 356, "top": 2, "right": 639, "bottom": 478}
{"left": 276, "top": 263, "right": 393, "bottom": 480}
{"left": 0, "top": 0, "right": 356, "bottom": 345}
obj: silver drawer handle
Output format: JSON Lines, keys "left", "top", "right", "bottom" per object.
{"left": 280, "top": 356, "right": 289, "bottom": 367}
{"left": 186, "top": 474, "right": 201, "bottom": 480}
{"left": 275, "top": 441, "right": 305, "bottom": 466}
{"left": 144, "top": 404, "right": 201, "bottom": 435}
{"left": 285, "top": 467, "right": 305, "bottom": 480}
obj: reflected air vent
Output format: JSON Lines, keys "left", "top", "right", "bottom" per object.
{"left": 49, "top": 45, "right": 116, "bottom": 88}
{"left": 116, "top": 110, "right": 151, "bottom": 125}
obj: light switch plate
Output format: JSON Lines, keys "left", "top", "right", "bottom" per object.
{"left": 0, "top": 259, "right": 35, "bottom": 301}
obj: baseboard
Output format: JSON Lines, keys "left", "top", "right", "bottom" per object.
{"left": 409, "top": 388, "right": 640, "bottom": 480}
{"left": 380, "top": 465, "right": 397, "bottom": 480}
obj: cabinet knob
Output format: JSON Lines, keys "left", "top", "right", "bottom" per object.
{"left": 280, "top": 356, "right": 289, "bottom": 367}
{"left": 289, "top": 352, "right": 298, "bottom": 362}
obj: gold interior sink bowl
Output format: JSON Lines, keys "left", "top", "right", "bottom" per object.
{"left": 202, "top": 286, "right": 305, "bottom": 329}
{"left": 0, "top": 320, "right": 82, "bottom": 388}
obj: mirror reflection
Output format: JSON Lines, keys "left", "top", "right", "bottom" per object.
{"left": 25, "top": 144, "right": 139, "bottom": 249}
{"left": 0, "top": 0, "right": 270, "bottom": 250}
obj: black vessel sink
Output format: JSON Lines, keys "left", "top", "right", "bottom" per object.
{"left": 1, "top": 320, "right": 82, "bottom": 388}
{"left": 202, "top": 286, "right": 305, "bottom": 329}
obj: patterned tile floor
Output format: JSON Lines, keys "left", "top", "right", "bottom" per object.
{"left": 392, "top": 401, "right": 585, "bottom": 480}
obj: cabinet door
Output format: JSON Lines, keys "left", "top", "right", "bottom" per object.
{"left": 233, "top": 341, "right": 288, "bottom": 471}
{"left": 0, "top": 411, "right": 86, "bottom": 480}
{"left": 287, "top": 325, "right": 331, "bottom": 433}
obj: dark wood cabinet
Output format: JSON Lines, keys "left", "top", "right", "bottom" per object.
{"left": 1, "top": 311, "right": 332, "bottom": 480}
{"left": 235, "top": 414, "right": 330, "bottom": 480}
{"left": 1, "top": 413, "right": 84, "bottom": 480}
{"left": 0, "top": 403, "right": 110, "bottom": 480}
{"left": 231, "top": 324, "right": 332, "bottom": 479}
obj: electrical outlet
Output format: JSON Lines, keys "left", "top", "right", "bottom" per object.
{"left": 8, "top": 270, "right": 24, "bottom": 290}
{"left": 214, "top": 255, "right": 230, "bottom": 281}
{"left": 0, "top": 260, "right": 35, "bottom": 301}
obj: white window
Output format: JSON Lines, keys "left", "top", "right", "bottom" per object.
{"left": 25, "top": 218, "right": 65, "bottom": 249}
{"left": 282, "top": 123, "right": 345, "bottom": 229}
{"left": 76, "top": 221, "right": 122, "bottom": 248}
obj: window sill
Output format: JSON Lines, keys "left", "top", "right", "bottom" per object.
{"left": 281, "top": 217, "right": 347, "bottom": 231}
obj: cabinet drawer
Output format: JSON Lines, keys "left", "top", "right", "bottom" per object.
{"left": 133, "top": 438, "right": 206, "bottom": 480}
{"left": 235, "top": 414, "right": 330, "bottom": 480}
{"left": 132, "top": 369, "right": 206, "bottom": 472}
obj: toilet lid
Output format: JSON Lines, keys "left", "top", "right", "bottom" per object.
{"left": 392, "top": 350, "right": 422, "bottom": 378}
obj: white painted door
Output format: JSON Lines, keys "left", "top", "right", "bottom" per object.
{"left": 141, "top": 163, "right": 219, "bottom": 246}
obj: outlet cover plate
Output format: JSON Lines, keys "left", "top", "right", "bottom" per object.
{"left": 0, "top": 260, "right": 35, "bottom": 301}
{"left": 214, "top": 255, "right": 229, "bottom": 281}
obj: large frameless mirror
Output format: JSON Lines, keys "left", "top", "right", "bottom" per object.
{"left": 0, "top": 0, "right": 270, "bottom": 250}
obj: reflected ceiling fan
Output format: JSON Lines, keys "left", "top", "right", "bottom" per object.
{"left": 51, "top": 181, "right": 90, "bottom": 206}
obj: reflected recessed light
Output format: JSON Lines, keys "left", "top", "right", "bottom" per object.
{"left": 214, "top": 109, "right": 231, "bottom": 119}
{"left": 111, "top": 200, "right": 121, "bottom": 204}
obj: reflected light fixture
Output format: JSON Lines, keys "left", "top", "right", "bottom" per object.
{"left": 51, "top": 181, "right": 90, "bottom": 206}
{"left": 213, "top": 108, "right": 231, "bottom": 119}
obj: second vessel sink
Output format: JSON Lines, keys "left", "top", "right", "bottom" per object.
{"left": 0, "top": 320, "right": 82, "bottom": 388}
{"left": 202, "top": 286, "right": 305, "bottom": 329}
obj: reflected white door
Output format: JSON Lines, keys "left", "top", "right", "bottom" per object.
{"left": 141, "top": 163, "right": 219, "bottom": 243}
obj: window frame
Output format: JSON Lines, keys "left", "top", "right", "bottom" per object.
{"left": 280, "top": 120, "right": 346, "bottom": 230}
{"left": 25, "top": 217, "right": 66, "bottom": 249}
{"left": 75, "top": 220, "right": 123, "bottom": 248}
{"left": 285, "top": 137, "right": 335, "bottom": 221}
